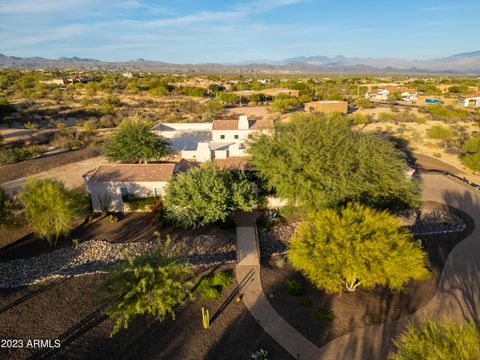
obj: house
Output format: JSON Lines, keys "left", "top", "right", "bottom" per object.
{"left": 154, "top": 116, "right": 273, "bottom": 162}
{"left": 365, "top": 86, "right": 417, "bottom": 102}
{"left": 304, "top": 100, "right": 348, "bottom": 114}
{"left": 464, "top": 95, "right": 480, "bottom": 107}
{"left": 40, "top": 78, "right": 66, "bottom": 86}
{"left": 83, "top": 163, "right": 186, "bottom": 212}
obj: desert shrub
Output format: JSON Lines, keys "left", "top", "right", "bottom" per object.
{"left": 284, "top": 279, "right": 307, "bottom": 296}
{"left": 390, "top": 319, "right": 480, "bottom": 360}
{"left": 52, "top": 128, "right": 85, "bottom": 149}
{"left": 0, "top": 187, "right": 14, "bottom": 227}
{"left": 426, "top": 125, "right": 453, "bottom": 140}
{"left": 105, "top": 238, "right": 194, "bottom": 335}
{"left": 248, "top": 112, "right": 420, "bottom": 212}
{"left": 423, "top": 104, "right": 469, "bottom": 121}
{"left": 20, "top": 179, "right": 88, "bottom": 245}
{"left": 289, "top": 203, "right": 430, "bottom": 293}
{"left": 270, "top": 94, "right": 300, "bottom": 113}
{"left": 122, "top": 195, "right": 156, "bottom": 212}
{"left": 164, "top": 163, "right": 256, "bottom": 228}
{"left": 104, "top": 117, "right": 171, "bottom": 163}
{"left": 316, "top": 309, "right": 334, "bottom": 323}
{"left": 355, "top": 98, "right": 375, "bottom": 108}
{"left": 180, "top": 86, "right": 207, "bottom": 97}
{"left": 196, "top": 270, "right": 234, "bottom": 301}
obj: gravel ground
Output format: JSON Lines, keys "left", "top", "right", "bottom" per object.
{"left": 0, "top": 208, "right": 466, "bottom": 289}
{"left": 0, "top": 235, "right": 237, "bottom": 289}
{"left": 397, "top": 207, "right": 466, "bottom": 234}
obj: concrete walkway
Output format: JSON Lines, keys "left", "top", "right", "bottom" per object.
{"left": 233, "top": 173, "right": 480, "bottom": 359}
{"left": 232, "top": 212, "right": 323, "bottom": 359}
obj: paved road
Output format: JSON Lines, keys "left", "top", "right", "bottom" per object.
{"left": 234, "top": 173, "right": 480, "bottom": 359}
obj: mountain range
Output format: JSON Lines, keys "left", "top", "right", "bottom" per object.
{"left": 1, "top": 51, "right": 480, "bottom": 74}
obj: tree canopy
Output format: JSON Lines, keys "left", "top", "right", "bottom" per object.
{"left": 163, "top": 163, "right": 256, "bottom": 228}
{"left": 20, "top": 179, "right": 87, "bottom": 245}
{"left": 106, "top": 238, "right": 193, "bottom": 336}
{"left": 390, "top": 319, "right": 480, "bottom": 360}
{"left": 462, "top": 136, "right": 480, "bottom": 173}
{"left": 288, "top": 203, "right": 430, "bottom": 293}
{"left": 247, "top": 113, "right": 420, "bottom": 211}
{"left": 104, "top": 117, "right": 170, "bottom": 163}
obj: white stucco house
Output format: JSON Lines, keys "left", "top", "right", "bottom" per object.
{"left": 153, "top": 115, "right": 273, "bottom": 162}
{"left": 464, "top": 96, "right": 480, "bottom": 107}
{"left": 365, "top": 86, "right": 417, "bottom": 102}
{"left": 83, "top": 162, "right": 186, "bottom": 212}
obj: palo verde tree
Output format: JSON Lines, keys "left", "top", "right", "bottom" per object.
{"left": 248, "top": 112, "right": 420, "bottom": 211}
{"left": 390, "top": 319, "right": 480, "bottom": 360}
{"left": 163, "top": 163, "right": 256, "bottom": 228}
{"left": 105, "top": 237, "right": 194, "bottom": 336}
{"left": 104, "top": 117, "right": 170, "bottom": 163}
{"left": 20, "top": 179, "right": 88, "bottom": 245}
{"left": 288, "top": 203, "right": 430, "bottom": 293}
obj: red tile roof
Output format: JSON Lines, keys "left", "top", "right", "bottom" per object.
{"left": 85, "top": 163, "right": 177, "bottom": 183}
{"left": 214, "top": 157, "right": 249, "bottom": 170}
{"left": 212, "top": 119, "right": 274, "bottom": 131}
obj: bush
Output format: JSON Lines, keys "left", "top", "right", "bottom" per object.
{"left": 284, "top": 279, "right": 307, "bottom": 296}
{"left": 164, "top": 163, "right": 256, "bottom": 228}
{"left": 426, "top": 125, "right": 453, "bottom": 140}
{"left": 248, "top": 113, "right": 420, "bottom": 212}
{"left": 20, "top": 179, "right": 88, "bottom": 245}
{"left": 390, "top": 319, "right": 480, "bottom": 360}
{"left": 123, "top": 195, "right": 156, "bottom": 211}
{"left": 105, "top": 238, "right": 194, "bottom": 335}
{"left": 196, "top": 270, "right": 234, "bottom": 301}
{"left": 288, "top": 203, "right": 430, "bottom": 293}
{"left": 0, "top": 187, "right": 14, "bottom": 227}
{"left": 423, "top": 104, "right": 469, "bottom": 121}
{"left": 316, "top": 309, "right": 334, "bottom": 323}
{"left": 104, "top": 117, "right": 171, "bottom": 163}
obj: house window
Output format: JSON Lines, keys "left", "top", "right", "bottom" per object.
{"left": 154, "top": 188, "right": 162, "bottom": 196}
{"left": 234, "top": 134, "right": 239, "bottom": 139}
{"left": 220, "top": 135, "right": 225, "bottom": 140}
{"left": 120, "top": 187, "right": 129, "bottom": 197}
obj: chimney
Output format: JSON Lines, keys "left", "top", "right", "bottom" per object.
{"left": 238, "top": 115, "right": 249, "bottom": 130}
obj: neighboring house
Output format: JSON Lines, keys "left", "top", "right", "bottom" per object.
{"left": 365, "top": 86, "right": 417, "bottom": 101}
{"left": 304, "top": 100, "right": 348, "bottom": 114}
{"left": 464, "top": 95, "right": 480, "bottom": 107}
{"left": 154, "top": 116, "right": 273, "bottom": 162}
{"left": 40, "top": 78, "right": 66, "bottom": 86}
{"left": 83, "top": 163, "right": 186, "bottom": 212}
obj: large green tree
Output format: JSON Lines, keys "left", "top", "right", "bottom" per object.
{"left": 104, "top": 117, "right": 170, "bottom": 163}
{"left": 20, "top": 179, "right": 87, "bottom": 245}
{"left": 163, "top": 163, "right": 256, "bottom": 228}
{"left": 248, "top": 113, "right": 419, "bottom": 211}
{"left": 106, "top": 238, "right": 194, "bottom": 336}
{"left": 390, "top": 319, "right": 480, "bottom": 360}
{"left": 288, "top": 203, "right": 430, "bottom": 293}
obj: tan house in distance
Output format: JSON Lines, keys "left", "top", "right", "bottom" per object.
{"left": 304, "top": 100, "right": 348, "bottom": 114}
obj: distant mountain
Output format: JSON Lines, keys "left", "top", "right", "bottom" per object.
{"left": 0, "top": 51, "right": 479, "bottom": 74}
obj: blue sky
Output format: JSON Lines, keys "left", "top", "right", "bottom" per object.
{"left": 0, "top": 0, "right": 479, "bottom": 63}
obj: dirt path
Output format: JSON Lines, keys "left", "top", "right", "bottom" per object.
{"left": 0, "top": 146, "right": 102, "bottom": 184}
{"left": 1, "top": 155, "right": 105, "bottom": 195}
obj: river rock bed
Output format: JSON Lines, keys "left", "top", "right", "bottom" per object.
{"left": 397, "top": 207, "right": 466, "bottom": 234}
{"left": 0, "top": 234, "right": 237, "bottom": 288}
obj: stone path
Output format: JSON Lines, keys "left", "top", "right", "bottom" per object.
{"left": 233, "top": 173, "right": 480, "bottom": 359}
